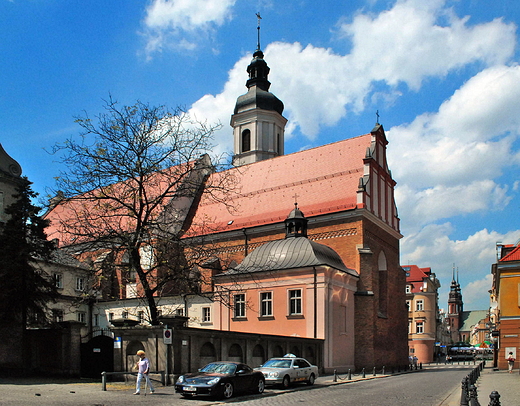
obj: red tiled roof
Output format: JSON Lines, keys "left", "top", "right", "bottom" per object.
{"left": 500, "top": 246, "right": 520, "bottom": 262}
{"left": 403, "top": 264, "right": 432, "bottom": 293}
{"left": 188, "top": 133, "right": 372, "bottom": 235}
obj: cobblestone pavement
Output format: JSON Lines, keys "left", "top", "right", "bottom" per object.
{"left": 0, "top": 363, "right": 514, "bottom": 406}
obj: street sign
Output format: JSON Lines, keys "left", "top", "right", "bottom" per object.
{"left": 164, "top": 329, "right": 172, "bottom": 344}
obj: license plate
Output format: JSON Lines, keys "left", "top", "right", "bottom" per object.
{"left": 183, "top": 386, "right": 197, "bottom": 392}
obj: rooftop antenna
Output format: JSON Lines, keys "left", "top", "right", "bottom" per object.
{"left": 256, "top": 12, "right": 262, "bottom": 51}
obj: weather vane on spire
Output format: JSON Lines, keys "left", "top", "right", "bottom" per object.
{"left": 256, "top": 12, "right": 262, "bottom": 51}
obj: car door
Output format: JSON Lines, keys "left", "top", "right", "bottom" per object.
{"left": 295, "top": 359, "right": 311, "bottom": 381}
{"left": 234, "top": 364, "right": 255, "bottom": 391}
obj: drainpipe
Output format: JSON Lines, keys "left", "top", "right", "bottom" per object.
{"left": 314, "top": 267, "right": 318, "bottom": 339}
{"left": 242, "top": 228, "right": 248, "bottom": 256}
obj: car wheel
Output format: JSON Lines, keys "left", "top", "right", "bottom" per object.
{"left": 256, "top": 378, "right": 265, "bottom": 393}
{"left": 307, "top": 373, "right": 315, "bottom": 386}
{"left": 222, "top": 382, "right": 234, "bottom": 399}
{"left": 282, "top": 375, "right": 290, "bottom": 389}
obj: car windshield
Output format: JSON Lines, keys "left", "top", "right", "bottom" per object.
{"left": 262, "top": 359, "right": 292, "bottom": 368}
{"left": 200, "top": 363, "right": 237, "bottom": 374}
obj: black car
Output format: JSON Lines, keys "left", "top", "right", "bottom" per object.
{"left": 175, "top": 361, "right": 265, "bottom": 399}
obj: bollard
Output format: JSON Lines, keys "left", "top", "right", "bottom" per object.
{"left": 419, "top": 362, "right": 422, "bottom": 370}
{"left": 468, "top": 384, "right": 479, "bottom": 406}
{"left": 101, "top": 371, "right": 107, "bottom": 391}
{"left": 382, "top": 366, "right": 385, "bottom": 375}
{"left": 347, "top": 369, "right": 351, "bottom": 380}
{"left": 333, "top": 369, "right": 337, "bottom": 382}
{"left": 373, "top": 367, "right": 376, "bottom": 376}
{"left": 488, "top": 391, "right": 501, "bottom": 406}
{"left": 362, "top": 368, "right": 366, "bottom": 378}
{"left": 461, "top": 377, "right": 469, "bottom": 406}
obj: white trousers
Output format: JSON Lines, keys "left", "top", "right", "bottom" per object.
{"left": 136, "top": 373, "right": 154, "bottom": 393}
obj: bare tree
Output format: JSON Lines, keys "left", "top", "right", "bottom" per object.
{"left": 47, "top": 97, "right": 236, "bottom": 325}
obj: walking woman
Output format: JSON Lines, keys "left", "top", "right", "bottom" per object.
{"left": 134, "top": 350, "right": 155, "bottom": 394}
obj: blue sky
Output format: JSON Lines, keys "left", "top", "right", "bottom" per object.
{"left": 2, "top": 0, "right": 520, "bottom": 311}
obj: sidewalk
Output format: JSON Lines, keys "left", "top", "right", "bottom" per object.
{"left": 474, "top": 366, "right": 519, "bottom": 405}
{"left": 439, "top": 365, "right": 519, "bottom": 406}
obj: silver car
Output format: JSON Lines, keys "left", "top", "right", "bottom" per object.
{"left": 255, "top": 355, "right": 318, "bottom": 388}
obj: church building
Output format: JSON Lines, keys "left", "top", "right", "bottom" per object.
{"left": 182, "top": 43, "right": 408, "bottom": 370}
{"left": 44, "top": 39, "right": 409, "bottom": 372}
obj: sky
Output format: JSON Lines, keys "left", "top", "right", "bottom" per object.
{"left": 1, "top": 0, "right": 520, "bottom": 312}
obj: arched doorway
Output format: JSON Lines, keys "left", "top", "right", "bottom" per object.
{"left": 81, "top": 334, "right": 114, "bottom": 378}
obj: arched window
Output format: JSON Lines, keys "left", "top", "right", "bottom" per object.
{"left": 200, "top": 342, "right": 217, "bottom": 368}
{"left": 252, "top": 344, "right": 265, "bottom": 366}
{"left": 228, "top": 343, "right": 243, "bottom": 362}
{"left": 378, "top": 251, "right": 388, "bottom": 317}
{"left": 242, "top": 129, "right": 251, "bottom": 152}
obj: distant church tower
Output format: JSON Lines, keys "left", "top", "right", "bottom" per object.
{"left": 447, "top": 267, "right": 463, "bottom": 342}
{"left": 231, "top": 15, "right": 287, "bottom": 167}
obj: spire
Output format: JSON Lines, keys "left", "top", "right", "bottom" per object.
{"left": 231, "top": 13, "right": 287, "bottom": 167}
{"left": 256, "top": 12, "right": 262, "bottom": 52}
{"left": 245, "top": 13, "right": 271, "bottom": 92}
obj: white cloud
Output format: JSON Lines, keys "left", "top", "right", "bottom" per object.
{"left": 463, "top": 274, "right": 494, "bottom": 309}
{"left": 390, "top": 65, "right": 520, "bottom": 226}
{"left": 143, "top": 0, "right": 236, "bottom": 55}
{"left": 340, "top": 0, "right": 516, "bottom": 90}
{"left": 187, "top": 0, "right": 516, "bottom": 142}
{"left": 401, "top": 226, "right": 520, "bottom": 309}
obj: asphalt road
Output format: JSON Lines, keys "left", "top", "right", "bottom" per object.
{"left": 0, "top": 365, "right": 473, "bottom": 406}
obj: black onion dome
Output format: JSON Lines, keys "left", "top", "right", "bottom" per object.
{"left": 234, "top": 48, "right": 284, "bottom": 115}
{"left": 228, "top": 237, "right": 357, "bottom": 276}
{"left": 234, "top": 87, "right": 284, "bottom": 115}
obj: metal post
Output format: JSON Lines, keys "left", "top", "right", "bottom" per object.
{"left": 468, "top": 384, "right": 479, "bottom": 406}
{"left": 362, "top": 368, "right": 365, "bottom": 378}
{"left": 101, "top": 372, "right": 107, "bottom": 391}
{"left": 333, "top": 369, "right": 337, "bottom": 382}
{"left": 461, "top": 377, "right": 469, "bottom": 406}
{"left": 373, "top": 367, "right": 376, "bottom": 376}
{"left": 488, "top": 391, "right": 501, "bottom": 406}
{"left": 347, "top": 369, "right": 351, "bottom": 380}
{"left": 382, "top": 366, "right": 385, "bottom": 375}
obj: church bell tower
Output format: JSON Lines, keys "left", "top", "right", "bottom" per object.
{"left": 231, "top": 14, "right": 287, "bottom": 167}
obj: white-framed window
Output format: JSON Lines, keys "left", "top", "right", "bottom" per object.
{"left": 54, "top": 273, "right": 63, "bottom": 289}
{"left": 109, "top": 312, "right": 114, "bottom": 321}
{"left": 122, "top": 311, "right": 128, "bottom": 319}
{"left": 416, "top": 321, "right": 424, "bottom": 334}
{"left": 77, "top": 312, "right": 86, "bottom": 323}
{"left": 405, "top": 285, "right": 412, "bottom": 294}
{"left": 93, "top": 314, "right": 99, "bottom": 326}
{"left": 176, "top": 308, "right": 184, "bottom": 316}
{"left": 75, "top": 277, "right": 85, "bottom": 291}
{"left": 202, "top": 307, "right": 211, "bottom": 323}
{"left": 406, "top": 300, "right": 411, "bottom": 311}
{"left": 53, "top": 309, "right": 64, "bottom": 323}
{"left": 138, "top": 311, "right": 145, "bottom": 323}
{"left": 288, "top": 289, "right": 302, "bottom": 315}
{"left": 234, "top": 294, "right": 246, "bottom": 318}
{"left": 260, "top": 291, "right": 273, "bottom": 317}
{"left": 416, "top": 300, "right": 424, "bottom": 311}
